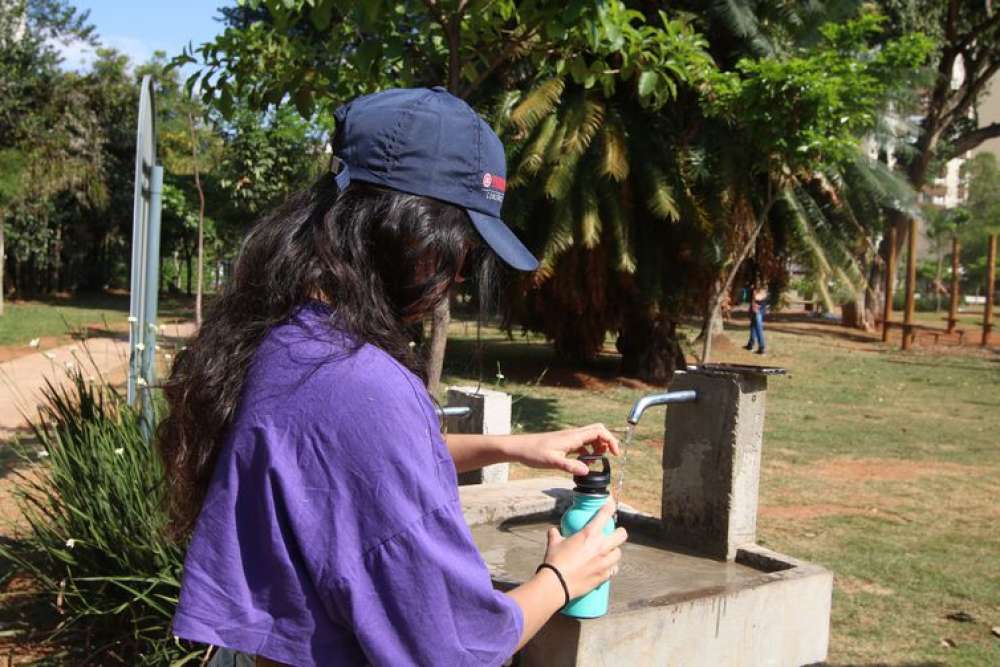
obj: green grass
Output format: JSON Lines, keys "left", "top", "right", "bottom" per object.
{"left": 441, "top": 316, "right": 1000, "bottom": 665}
{"left": 0, "top": 293, "right": 195, "bottom": 347}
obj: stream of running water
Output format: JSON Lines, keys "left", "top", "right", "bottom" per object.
{"left": 613, "top": 423, "right": 636, "bottom": 513}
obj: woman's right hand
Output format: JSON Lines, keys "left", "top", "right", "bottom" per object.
{"left": 542, "top": 499, "right": 628, "bottom": 599}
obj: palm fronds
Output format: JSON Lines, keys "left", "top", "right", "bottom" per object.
{"left": 509, "top": 77, "right": 565, "bottom": 134}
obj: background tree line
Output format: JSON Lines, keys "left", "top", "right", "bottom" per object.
{"left": 0, "top": 0, "right": 325, "bottom": 321}
{"left": 3, "top": 0, "right": 999, "bottom": 383}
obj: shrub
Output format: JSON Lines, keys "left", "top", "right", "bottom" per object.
{"left": 0, "top": 370, "right": 201, "bottom": 665}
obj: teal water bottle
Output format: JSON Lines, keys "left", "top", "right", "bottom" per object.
{"left": 560, "top": 455, "right": 615, "bottom": 619}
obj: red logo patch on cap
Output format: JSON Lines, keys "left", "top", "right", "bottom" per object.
{"left": 483, "top": 173, "right": 505, "bottom": 192}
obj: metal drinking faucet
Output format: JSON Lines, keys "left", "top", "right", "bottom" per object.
{"left": 626, "top": 390, "right": 698, "bottom": 425}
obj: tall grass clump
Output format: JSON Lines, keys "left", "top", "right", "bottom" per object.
{"left": 0, "top": 370, "right": 202, "bottom": 665}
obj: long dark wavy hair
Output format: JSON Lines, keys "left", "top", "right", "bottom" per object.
{"left": 157, "top": 176, "right": 496, "bottom": 538}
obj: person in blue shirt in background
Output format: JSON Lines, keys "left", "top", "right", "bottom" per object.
{"left": 745, "top": 283, "right": 769, "bottom": 355}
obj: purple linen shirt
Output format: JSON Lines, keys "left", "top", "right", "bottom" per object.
{"left": 172, "top": 302, "right": 523, "bottom": 665}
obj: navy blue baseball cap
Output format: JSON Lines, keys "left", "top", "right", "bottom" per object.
{"left": 331, "top": 87, "right": 539, "bottom": 272}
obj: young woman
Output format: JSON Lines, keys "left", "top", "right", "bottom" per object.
{"left": 158, "top": 87, "right": 627, "bottom": 666}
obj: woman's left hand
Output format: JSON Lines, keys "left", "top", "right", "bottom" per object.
{"left": 505, "top": 424, "right": 621, "bottom": 476}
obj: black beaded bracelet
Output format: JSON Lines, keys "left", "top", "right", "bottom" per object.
{"left": 535, "top": 563, "right": 571, "bottom": 608}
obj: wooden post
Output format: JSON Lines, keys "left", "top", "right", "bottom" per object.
{"left": 881, "top": 225, "right": 897, "bottom": 343}
{"left": 902, "top": 218, "right": 917, "bottom": 350}
{"left": 983, "top": 234, "right": 996, "bottom": 347}
{"left": 947, "top": 236, "right": 960, "bottom": 334}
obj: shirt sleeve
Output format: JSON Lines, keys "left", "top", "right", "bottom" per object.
{"left": 290, "top": 355, "right": 524, "bottom": 665}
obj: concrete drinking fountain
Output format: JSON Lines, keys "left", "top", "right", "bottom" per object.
{"left": 449, "top": 365, "right": 833, "bottom": 666}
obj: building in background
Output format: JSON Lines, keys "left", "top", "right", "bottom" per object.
{"left": 972, "top": 74, "right": 1000, "bottom": 161}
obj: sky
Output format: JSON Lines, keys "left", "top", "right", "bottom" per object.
{"left": 55, "top": 1, "right": 233, "bottom": 72}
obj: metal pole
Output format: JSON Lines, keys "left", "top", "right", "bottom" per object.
{"left": 140, "top": 165, "right": 163, "bottom": 441}
{"left": 983, "top": 234, "right": 996, "bottom": 347}
{"left": 902, "top": 218, "right": 917, "bottom": 351}
{"left": 128, "top": 164, "right": 150, "bottom": 405}
{"left": 882, "top": 225, "right": 897, "bottom": 343}
{"left": 947, "top": 236, "right": 960, "bottom": 334}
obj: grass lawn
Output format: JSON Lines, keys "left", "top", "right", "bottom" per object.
{"left": 0, "top": 292, "right": 195, "bottom": 348}
{"left": 441, "top": 314, "right": 1000, "bottom": 665}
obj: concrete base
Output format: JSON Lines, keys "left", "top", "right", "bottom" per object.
{"left": 447, "top": 386, "right": 511, "bottom": 485}
{"left": 462, "top": 479, "right": 832, "bottom": 667}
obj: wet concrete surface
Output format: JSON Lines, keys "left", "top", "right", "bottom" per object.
{"left": 470, "top": 516, "right": 773, "bottom": 613}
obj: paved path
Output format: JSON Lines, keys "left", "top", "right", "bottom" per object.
{"left": 0, "top": 322, "right": 195, "bottom": 439}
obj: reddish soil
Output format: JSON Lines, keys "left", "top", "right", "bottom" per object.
{"left": 0, "top": 322, "right": 132, "bottom": 364}
{"left": 805, "top": 457, "right": 976, "bottom": 482}
{"left": 0, "top": 465, "right": 42, "bottom": 539}
{"left": 539, "top": 366, "right": 659, "bottom": 392}
{"left": 0, "top": 337, "right": 65, "bottom": 364}
{"left": 836, "top": 575, "right": 895, "bottom": 597}
{"left": 760, "top": 504, "right": 873, "bottom": 520}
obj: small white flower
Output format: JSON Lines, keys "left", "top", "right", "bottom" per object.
{"left": 135, "top": 343, "right": 145, "bottom": 351}
{"left": 114, "top": 448, "right": 124, "bottom": 456}
{"left": 28, "top": 338, "right": 40, "bottom": 348}
{"left": 164, "top": 353, "right": 173, "bottom": 360}
{"left": 65, "top": 538, "right": 76, "bottom": 549}
{"left": 136, "top": 377, "right": 148, "bottom": 387}
{"left": 408, "top": 341, "right": 417, "bottom": 348}
{"left": 496, "top": 372, "right": 505, "bottom": 381}
{"left": 37, "top": 450, "right": 50, "bottom": 458}
{"left": 43, "top": 352, "right": 56, "bottom": 360}
{"left": 127, "top": 316, "right": 138, "bottom": 323}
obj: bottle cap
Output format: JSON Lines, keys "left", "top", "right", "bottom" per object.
{"left": 573, "top": 455, "right": 611, "bottom": 495}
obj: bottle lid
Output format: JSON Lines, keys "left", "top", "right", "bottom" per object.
{"left": 573, "top": 455, "right": 611, "bottom": 495}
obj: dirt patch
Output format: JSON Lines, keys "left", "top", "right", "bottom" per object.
{"left": 760, "top": 503, "right": 872, "bottom": 520}
{"left": 806, "top": 457, "right": 976, "bottom": 482}
{"left": 540, "top": 367, "right": 661, "bottom": 392}
{"left": 0, "top": 336, "right": 66, "bottom": 364}
{"left": 836, "top": 575, "right": 895, "bottom": 597}
{"left": 0, "top": 465, "right": 42, "bottom": 539}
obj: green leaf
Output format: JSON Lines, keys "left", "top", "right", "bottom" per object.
{"left": 311, "top": 2, "right": 333, "bottom": 31}
{"left": 637, "top": 71, "right": 657, "bottom": 98}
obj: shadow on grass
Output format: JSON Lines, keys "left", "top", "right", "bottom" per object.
{"left": 763, "top": 323, "right": 881, "bottom": 346}
{"left": 443, "top": 332, "right": 656, "bottom": 390}
{"left": 511, "top": 394, "right": 560, "bottom": 432}
{"left": 9, "top": 290, "right": 195, "bottom": 322}
{"left": 883, "top": 358, "right": 1000, "bottom": 373}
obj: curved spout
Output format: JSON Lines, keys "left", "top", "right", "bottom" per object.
{"left": 437, "top": 406, "right": 472, "bottom": 418}
{"left": 627, "top": 390, "right": 697, "bottom": 425}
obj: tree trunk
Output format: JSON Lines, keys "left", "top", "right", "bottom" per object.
{"left": 426, "top": 298, "right": 450, "bottom": 394}
{"left": 172, "top": 250, "right": 181, "bottom": 292}
{"left": 422, "top": 8, "right": 466, "bottom": 392}
{"left": 52, "top": 225, "right": 62, "bottom": 293}
{"left": 0, "top": 216, "right": 5, "bottom": 315}
{"left": 190, "top": 113, "right": 206, "bottom": 327}
{"left": 935, "top": 253, "right": 944, "bottom": 312}
{"left": 186, "top": 251, "right": 192, "bottom": 296}
{"left": 618, "top": 305, "right": 686, "bottom": 385}
{"left": 701, "top": 187, "right": 778, "bottom": 363}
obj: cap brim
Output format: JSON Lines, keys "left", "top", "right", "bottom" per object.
{"left": 466, "top": 209, "right": 539, "bottom": 272}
